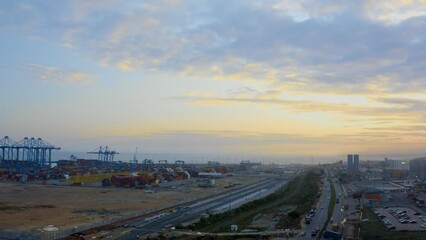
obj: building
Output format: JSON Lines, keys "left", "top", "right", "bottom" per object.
{"left": 384, "top": 158, "right": 409, "bottom": 178}
{"left": 347, "top": 154, "right": 353, "bottom": 173}
{"left": 410, "top": 158, "right": 426, "bottom": 179}
{"left": 354, "top": 154, "right": 360, "bottom": 172}
{"left": 385, "top": 158, "right": 408, "bottom": 169}
{"left": 347, "top": 154, "right": 359, "bottom": 173}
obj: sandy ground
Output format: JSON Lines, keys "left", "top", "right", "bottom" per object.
{"left": 0, "top": 176, "right": 261, "bottom": 232}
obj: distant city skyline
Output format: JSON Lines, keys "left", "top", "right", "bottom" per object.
{"left": 2, "top": 1, "right": 426, "bottom": 158}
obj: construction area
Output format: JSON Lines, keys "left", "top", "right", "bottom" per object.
{"left": 0, "top": 175, "right": 261, "bottom": 231}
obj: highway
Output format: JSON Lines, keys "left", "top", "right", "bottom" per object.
{"left": 299, "top": 175, "right": 331, "bottom": 239}
{"left": 326, "top": 178, "right": 345, "bottom": 230}
{"left": 324, "top": 176, "right": 362, "bottom": 239}
{"left": 117, "top": 179, "right": 286, "bottom": 239}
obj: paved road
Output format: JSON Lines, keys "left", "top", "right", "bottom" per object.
{"left": 118, "top": 179, "right": 286, "bottom": 239}
{"left": 299, "top": 175, "right": 331, "bottom": 239}
{"left": 327, "top": 179, "right": 345, "bottom": 230}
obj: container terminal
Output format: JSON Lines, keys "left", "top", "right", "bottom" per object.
{"left": 0, "top": 135, "right": 250, "bottom": 187}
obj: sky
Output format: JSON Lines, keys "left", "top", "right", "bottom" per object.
{"left": 1, "top": 0, "right": 426, "bottom": 162}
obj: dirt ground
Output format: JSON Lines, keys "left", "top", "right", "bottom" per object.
{"left": 0, "top": 176, "right": 261, "bottom": 233}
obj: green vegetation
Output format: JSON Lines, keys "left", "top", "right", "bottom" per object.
{"left": 189, "top": 169, "right": 321, "bottom": 232}
{"left": 72, "top": 208, "right": 118, "bottom": 215}
{"left": 0, "top": 203, "right": 55, "bottom": 211}
{"left": 360, "top": 208, "right": 426, "bottom": 240}
{"left": 276, "top": 170, "right": 320, "bottom": 229}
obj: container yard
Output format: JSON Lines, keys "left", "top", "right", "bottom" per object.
{"left": 0, "top": 136, "right": 237, "bottom": 188}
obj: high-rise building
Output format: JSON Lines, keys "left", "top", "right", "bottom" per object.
{"left": 347, "top": 154, "right": 353, "bottom": 173}
{"left": 347, "top": 154, "right": 360, "bottom": 173}
{"left": 354, "top": 154, "right": 359, "bottom": 172}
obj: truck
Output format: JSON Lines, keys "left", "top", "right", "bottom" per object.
{"left": 305, "top": 215, "right": 311, "bottom": 224}
{"left": 352, "top": 192, "right": 362, "bottom": 199}
{"left": 323, "top": 230, "right": 342, "bottom": 240}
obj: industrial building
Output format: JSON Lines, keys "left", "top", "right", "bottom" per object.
{"left": 384, "top": 158, "right": 409, "bottom": 178}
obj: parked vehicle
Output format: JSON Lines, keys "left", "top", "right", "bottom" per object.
{"left": 311, "top": 228, "right": 319, "bottom": 236}
{"left": 323, "top": 230, "right": 342, "bottom": 240}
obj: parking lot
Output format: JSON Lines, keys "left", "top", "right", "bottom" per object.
{"left": 372, "top": 207, "right": 426, "bottom": 231}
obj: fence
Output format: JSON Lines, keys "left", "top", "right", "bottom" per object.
{"left": 38, "top": 203, "right": 176, "bottom": 240}
{"left": 0, "top": 230, "right": 36, "bottom": 240}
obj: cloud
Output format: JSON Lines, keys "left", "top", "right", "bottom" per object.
{"left": 362, "top": 0, "right": 426, "bottom": 24}
{"left": 2, "top": 1, "right": 426, "bottom": 114}
{"left": 13, "top": 64, "right": 94, "bottom": 84}
{"left": 176, "top": 88, "right": 426, "bottom": 133}
{"left": 0, "top": 1, "right": 425, "bottom": 95}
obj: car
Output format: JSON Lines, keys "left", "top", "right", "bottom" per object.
{"left": 388, "top": 226, "right": 396, "bottom": 230}
{"left": 300, "top": 231, "right": 306, "bottom": 236}
{"left": 421, "top": 223, "right": 426, "bottom": 228}
{"left": 361, "top": 218, "right": 369, "bottom": 222}
{"left": 399, "top": 219, "right": 409, "bottom": 224}
{"left": 409, "top": 220, "right": 417, "bottom": 224}
{"left": 321, "top": 206, "right": 324, "bottom": 209}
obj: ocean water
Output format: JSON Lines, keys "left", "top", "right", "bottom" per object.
{"left": 52, "top": 151, "right": 313, "bottom": 165}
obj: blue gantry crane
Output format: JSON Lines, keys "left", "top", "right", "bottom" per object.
{"left": 87, "top": 146, "right": 119, "bottom": 164}
{"left": 0, "top": 136, "right": 60, "bottom": 174}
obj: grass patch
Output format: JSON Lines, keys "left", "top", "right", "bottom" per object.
{"left": 72, "top": 208, "right": 118, "bottom": 215}
{"left": 32, "top": 204, "right": 55, "bottom": 209}
{"left": 277, "top": 172, "right": 320, "bottom": 229}
{"left": 0, "top": 205, "right": 22, "bottom": 211}
{"left": 0, "top": 203, "right": 55, "bottom": 211}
